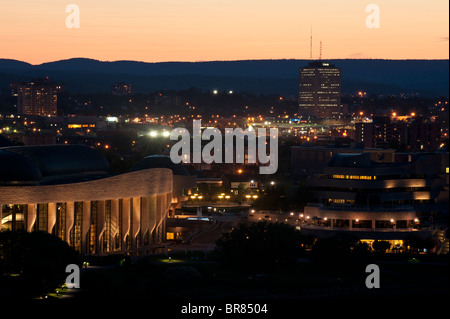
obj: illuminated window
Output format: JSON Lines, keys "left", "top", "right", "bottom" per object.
{"left": 328, "top": 199, "right": 355, "bottom": 205}
{"left": 166, "top": 232, "right": 175, "bottom": 240}
{"left": 332, "top": 175, "right": 374, "bottom": 180}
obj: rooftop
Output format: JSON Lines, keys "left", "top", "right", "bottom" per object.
{"left": 132, "top": 155, "right": 190, "bottom": 176}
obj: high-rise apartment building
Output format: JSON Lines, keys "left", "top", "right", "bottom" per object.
{"left": 355, "top": 116, "right": 442, "bottom": 152}
{"left": 11, "top": 78, "right": 61, "bottom": 117}
{"left": 298, "top": 61, "right": 341, "bottom": 118}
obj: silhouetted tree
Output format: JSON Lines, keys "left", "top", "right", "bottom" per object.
{"left": 289, "top": 181, "right": 314, "bottom": 210}
{"left": 253, "top": 186, "right": 288, "bottom": 211}
{"left": 309, "top": 233, "right": 371, "bottom": 276}
{"left": 0, "top": 230, "right": 80, "bottom": 299}
{"left": 372, "top": 240, "right": 391, "bottom": 253}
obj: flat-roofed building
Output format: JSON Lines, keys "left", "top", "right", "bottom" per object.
{"left": 291, "top": 144, "right": 396, "bottom": 175}
{"left": 300, "top": 152, "right": 449, "bottom": 254}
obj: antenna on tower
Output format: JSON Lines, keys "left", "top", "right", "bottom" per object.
{"left": 319, "top": 41, "right": 323, "bottom": 60}
{"left": 310, "top": 27, "right": 313, "bottom": 60}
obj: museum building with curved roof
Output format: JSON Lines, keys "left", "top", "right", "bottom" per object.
{"left": 0, "top": 145, "right": 195, "bottom": 255}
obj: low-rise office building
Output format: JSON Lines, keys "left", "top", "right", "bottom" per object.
{"left": 301, "top": 151, "right": 449, "bottom": 253}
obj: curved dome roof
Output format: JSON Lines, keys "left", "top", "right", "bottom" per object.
{"left": 132, "top": 155, "right": 190, "bottom": 176}
{"left": 0, "top": 145, "right": 110, "bottom": 185}
{"left": 0, "top": 150, "right": 42, "bottom": 184}
{"left": 0, "top": 134, "right": 13, "bottom": 147}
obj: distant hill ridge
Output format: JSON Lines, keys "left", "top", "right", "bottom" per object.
{"left": 0, "top": 58, "right": 448, "bottom": 97}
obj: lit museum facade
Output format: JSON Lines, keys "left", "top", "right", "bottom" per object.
{"left": 0, "top": 145, "right": 195, "bottom": 255}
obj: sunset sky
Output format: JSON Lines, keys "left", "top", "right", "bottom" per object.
{"left": 1, "top": 0, "right": 448, "bottom": 64}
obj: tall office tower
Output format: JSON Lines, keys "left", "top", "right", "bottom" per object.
{"left": 12, "top": 78, "right": 61, "bottom": 117}
{"left": 298, "top": 61, "right": 341, "bottom": 119}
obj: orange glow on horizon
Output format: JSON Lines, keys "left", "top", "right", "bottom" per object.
{"left": 0, "top": 0, "right": 448, "bottom": 64}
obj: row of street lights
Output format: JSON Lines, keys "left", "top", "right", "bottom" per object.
{"left": 190, "top": 193, "right": 259, "bottom": 202}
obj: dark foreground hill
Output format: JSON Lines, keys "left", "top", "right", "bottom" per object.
{"left": 0, "top": 58, "right": 448, "bottom": 97}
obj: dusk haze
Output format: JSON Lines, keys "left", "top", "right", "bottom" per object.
{"left": 1, "top": 0, "right": 449, "bottom": 64}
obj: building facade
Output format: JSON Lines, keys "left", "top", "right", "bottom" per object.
{"left": 298, "top": 61, "right": 341, "bottom": 119}
{"left": 11, "top": 78, "right": 62, "bottom": 117}
{"left": 301, "top": 152, "right": 449, "bottom": 253}
{"left": 0, "top": 146, "right": 195, "bottom": 256}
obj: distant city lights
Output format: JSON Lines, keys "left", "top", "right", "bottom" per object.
{"left": 106, "top": 116, "right": 118, "bottom": 123}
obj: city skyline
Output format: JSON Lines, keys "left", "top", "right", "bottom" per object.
{"left": 0, "top": 0, "right": 448, "bottom": 64}
{"left": 0, "top": 0, "right": 449, "bottom": 306}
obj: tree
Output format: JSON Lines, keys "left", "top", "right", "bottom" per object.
{"left": 0, "top": 230, "right": 80, "bottom": 298}
{"left": 197, "top": 183, "right": 221, "bottom": 202}
{"left": 234, "top": 184, "right": 249, "bottom": 205}
{"left": 309, "top": 233, "right": 371, "bottom": 275}
{"left": 289, "top": 181, "right": 314, "bottom": 211}
{"left": 372, "top": 240, "right": 391, "bottom": 253}
{"left": 253, "top": 186, "right": 288, "bottom": 211}
{"left": 215, "top": 221, "right": 306, "bottom": 275}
